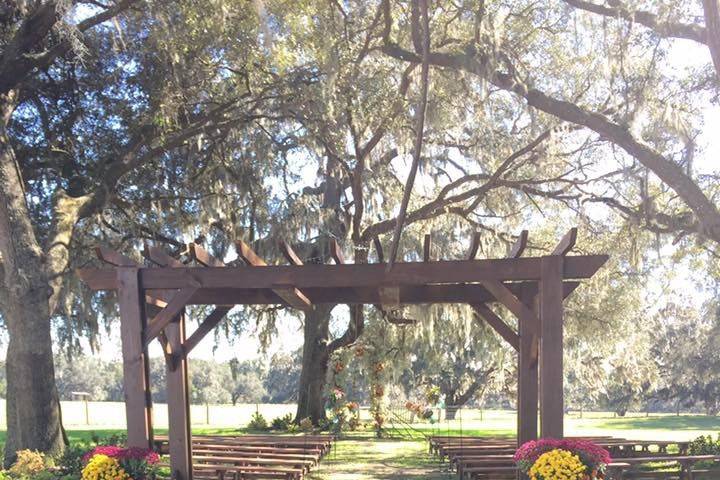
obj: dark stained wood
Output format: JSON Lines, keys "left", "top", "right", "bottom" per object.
{"left": 387, "top": 316, "right": 417, "bottom": 325}
{"left": 472, "top": 304, "right": 519, "bottom": 350}
{"left": 373, "top": 236, "right": 384, "bottom": 263}
{"left": 518, "top": 283, "right": 539, "bottom": 447}
{"left": 189, "top": 243, "right": 225, "bottom": 268}
{"left": 273, "top": 286, "right": 312, "bottom": 310}
{"left": 78, "top": 274, "right": 582, "bottom": 305}
{"left": 165, "top": 314, "right": 193, "bottom": 480}
{"left": 143, "top": 244, "right": 184, "bottom": 268}
{"left": 116, "top": 268, "right": 153, "bottom": 449}
{"left": 551, "top": 227, "right": 578, "bottom": 256}
{"left": 103, "top": 255, "right": 607, "bottom": 290}
{"left": 481, "top": 280, "right": 536, "bottom": 321}
{"left": 540, "top": 255, "right": 564, "bottom": 438}
{"left": 379, "top": 286, "right": 401, "bottom": 310}
{"left": 279, "top": 240, "right": 303, "bottom": 266}
{"left": 236, "top": 240, "right": 268, "bottom": 266}
{"left": 467, "top": 231, "right": 481, "bottom": 260}
{"left": 423, "top": 234, "right": 432, "bottom": 262}
{"left": 330, "top": 239, "right": 345, "bottom": 264}
{"left": 509, "top": 230, "right": 529, "bottom": 258}
{"left": 183, "top": 306, "right": 233, "bottom": 355}
{"left": 235, "top": 240, "right": 313, "bottom": 310}
{"left": 96, "top": 246, "right": 138, "bottom": 267}
{"left": 144, "top": 287, "right": 199, "bottom": 346}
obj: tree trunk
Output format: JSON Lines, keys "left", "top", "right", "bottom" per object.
{"left": 295, "top": 305, "right": 335, "bottom": 425}
{"left": 0, "top": 92, "right": 65, "bottom": 465}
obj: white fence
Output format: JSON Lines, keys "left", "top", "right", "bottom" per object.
{"left": 0, "top": 400, "right": 297, "bottom": 429}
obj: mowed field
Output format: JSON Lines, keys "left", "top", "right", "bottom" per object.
{"left": 0, "top": 403, "right": 717, "bottom": 480}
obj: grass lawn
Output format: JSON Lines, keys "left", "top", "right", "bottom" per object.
{"left": 0, "top": 411, "right": 717, "bottom": 479}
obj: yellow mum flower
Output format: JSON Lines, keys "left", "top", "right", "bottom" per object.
{"left": 529, "top": 449, "right": 587, "bottom": 480}
{"left": 82, "top": 454, "right": 132, "bottom": 480}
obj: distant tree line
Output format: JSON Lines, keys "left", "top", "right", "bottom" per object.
{"left": 0, "top": 352, "right": 301, "bottom": 405}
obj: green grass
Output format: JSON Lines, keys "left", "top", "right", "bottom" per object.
{"left": 1, "top": 411, "right": 718, "bottom": 479}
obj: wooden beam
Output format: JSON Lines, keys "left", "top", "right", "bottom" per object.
{"left": 518, "top": 283, "right": 539, "bottom": 446}
{"left": 330, "top": 238, "right": 345, "bottom": 264}
{"left": 387, "top": 316, "right": 416, "bottom": 325}
{"left": 373, "top": 236, "right": 384, "bottom": 263}
{"left": 509, "top": 230, "right": 529, "bottom": 258}
{"left": 379, "top": 286, "right": 400, "bottom": 310}
{"left": 144, "top": 287, "right": 199, "bottom": 346}
{"left": 481, "top": 280, "right": 536, "bottom": 321}
{"left": 96, "top": 246, "right": 138, "bottom": 267}
{"left": 467, "top": 231, "right": 481, "bottom": 260}
{"left": 188, "top": 243, "right": 225, "bottom": 268}
{"left": 235, "top": 239, "right": 312, "bottom": 311}
{"left": 183, "top": 306, "right": 232, "bottom": 355}
{"left": 273, "top": 286, "right": 312, "bottom": 310}
{"left": 279, "top": 240, "right": 303, "bottom": 266}
{"left": 540, "top": 255, "right": 564, "bottom": 438}
{"left": 235, "top": 240, "right": 267, "bottom": 266}
{"left": 116, "top": 268, "right": 153, "bottom": 449}
{"left": 77, "top": 255, "right": 609, "bottom": 291}
{"left": 551, "top": 227, "right": 577, "bottom": 256}
{"left": 143, "top": 243, "right": 184, "bottom": 268}
{"left": 423, "top": 234, "right": 432, "bottom": 262}
{"left": 472, "top": 304, "right": 519, "bottom": 350}
{"left": 164, "top": 315, "right": 193, "bottom": 480}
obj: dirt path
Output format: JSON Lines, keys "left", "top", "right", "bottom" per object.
{"left": 307, "top": 436, "right": 454, "bottom": 479}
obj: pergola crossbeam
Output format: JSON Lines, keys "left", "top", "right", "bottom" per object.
{"left": 472, "top": 303, "right": 519, "bottom": 350}
{"left": 235, "top": 240, "right": 312, "bottom": 311}
{"left": 330, "top": 238, "right": 345, "bottom": 264}
{"left": 423, "top": 233, "right": 432, "bottom": 262}
{"left": 188, "top": 243, "right": 225, "bottom": 268}
{"left": 279, "top": 240, "right": 303, "bottom": 266}
{"left": 552, "top": 227, "right": 578, "bottom": 256}
{"left": 467, "top": 231, "right": 481, "bottom": 260}
{"left": 144, "top": 287, "right": 199, "bottom": 346}
{"left": 509, "top": 230, "right": 529, "bottom": 258}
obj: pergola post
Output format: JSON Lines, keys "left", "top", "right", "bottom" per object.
{"left": 117, "top": 267, "right": 153, "bottom": 448}
{"left": 517, "top": 285, "right": 539, "bottom": 446}
{"left": 539, "top": 255, "right": 564, "bottom": 438}
{"left": 165, "top": 313, "right": 192, "bottom": 480}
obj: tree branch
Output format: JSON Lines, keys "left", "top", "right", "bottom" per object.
{"left": 381, "top": 42, "right": 720, "bottom": 243}
{"left": 562, "top": 0, "right": 707, "bottom": 44}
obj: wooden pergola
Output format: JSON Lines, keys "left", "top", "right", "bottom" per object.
{"left": 78, "top": 228, "right": 607, "bottom": 480}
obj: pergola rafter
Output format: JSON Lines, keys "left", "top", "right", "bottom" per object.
{"left": 79, "top": 226, "right": 607, "bottom": 480}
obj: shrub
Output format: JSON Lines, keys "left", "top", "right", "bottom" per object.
{"left": 57, "top": 445, "right": 89, "bottom": 476}
{"left": 248, "top": 412, "right": 268, "bottom": 431}
{"left": 270, "top": 413, "right": 293, "bottom": 431}
{"left": 299, "top": 417, "right": 314, "bottom": 432}
{"left": 9, "top": 450, "right": 48, "bottom": 478}
{"left": 688, "top": 434, "right": 720, "bottom": 455}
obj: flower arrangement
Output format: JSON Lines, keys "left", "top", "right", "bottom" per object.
{"left": 82, "top": 446, "right": 159, "bottom": 480}
{"left": 529, "top": 449, "right": 587, "bottom": 480}
{"left": 82, "top": 454, "right": 130, "bottom": 480}
{"left": 329, "top": 386, "right": 345, "bottom": 403}
{"left": 346, "top": 401, "right": 359, "bottom": 412}
{"left": 514, "top": 439, "right": 610, "bottom": 480}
